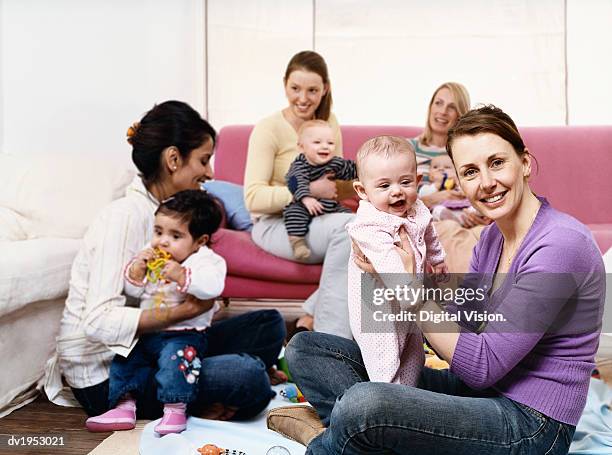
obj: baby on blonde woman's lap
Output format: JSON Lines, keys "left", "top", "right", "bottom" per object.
{"left": 346, "top": 136, "right": 448, "bottom": 385}
{"left": 419, "top": 153, "right": 477, "bottom": 225}
{"left": 283, "top": 119, "right": 357, "bottom": 260}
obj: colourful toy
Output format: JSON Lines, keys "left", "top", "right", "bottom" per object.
{"left": 423, "top": 343, "right": 434, "bottom": 356}
{"left": 440, "top": 172, "right": 455, "bottom": 191}
{"left": 196, "top": 445, "right": 247, "bottom": 455}
{"left": 146, "top": 247, "right": 172, "bottom": 283}
{"left": 146, "top": 248, "right": 172, "bottom": 321}
{"left": 280, "top": 384, "right": 306, "bottom": 403}
{"left": 198, "top": 445, "right": 224, "bottom": 455}
{"left": 276, "top": 356, "right": 293, "bottom": 383}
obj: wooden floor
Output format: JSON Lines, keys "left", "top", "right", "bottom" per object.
{"left": 0, "top": 396, "right": 107, "bottom": 455}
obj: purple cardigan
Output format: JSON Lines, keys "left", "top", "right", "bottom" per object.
{"left": 450, "top": 198, "right": 605, "bottom": 425}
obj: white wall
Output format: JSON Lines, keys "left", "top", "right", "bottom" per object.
{"left": 316, "top": 0, "right": 566, "bottom": 127}
{"left": 0, "top": 0, "right": 205, "bottom": 163}
{"left": 207, "top": 0, "right": 313, "bottom": 127}
{"left": 567, "top": 0, "right": 612, "bottom": 125}
{"left": 207, "top": 0, "right": 611, "bottom": 129}
{"left": 1, "top": 0, "right": 611, "bottom": 161}
{"left": 0, "top": 0, "right": 4, "bottom": 151}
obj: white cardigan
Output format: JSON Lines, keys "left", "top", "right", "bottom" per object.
{"left": 45, "top": 177, "right": 220, "bottom": 404}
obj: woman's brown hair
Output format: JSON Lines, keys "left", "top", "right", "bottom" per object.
{"left": 446, "top": 104, "right": 526, "bottom": 160}
{"left": 284, "top": 51, "right": 333, "bottom": 121}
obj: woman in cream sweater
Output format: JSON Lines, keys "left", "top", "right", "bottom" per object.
{"left": 244, "top": 51, "right": 353, "bottom": 339}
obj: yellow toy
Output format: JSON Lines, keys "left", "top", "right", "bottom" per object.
{"left": 441, "top": 172, "right": 455, "bottom": 190}
{"left": 443, "top": 177, "right": 455, "bottom": 190}
{"left": 146, "top": 247, "right": 172, "bottom": 283}
{"left": 146, "top": 248, "right": 172, "bottom": 321}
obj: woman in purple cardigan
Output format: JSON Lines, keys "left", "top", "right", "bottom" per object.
{"left": 282, "top": 105, "right": 605, "bottom": 454}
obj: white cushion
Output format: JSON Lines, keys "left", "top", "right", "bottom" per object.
{"left": 0, "top": 238, "right": 81, "bottom": 318}
{"left": 0, "top": 153, "right": 135, "bottom": 239}
{"left": 0, "top": 207, "right": 27, "bottom": 241}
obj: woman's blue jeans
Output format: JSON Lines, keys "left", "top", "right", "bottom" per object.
{"left": 72, "top": 309, "right": 285, "bottom": 420}
{"left": 286, "top": 331, "right": 575, "bottom": 455}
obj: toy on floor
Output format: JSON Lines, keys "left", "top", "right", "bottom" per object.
{"left": 196, "top": 444, "right": 247, "bottom": 455}
{"left": 276, "top": 356, "right": 293, "bottom": 383}
{"left": 266, "top": 446, "right": 291, "bottom": 455}
{"left": 424, "top": 342, "right": 449, "bottom": 369}
{"left": 280, "top": 384, "right": 306, "bottom": 403}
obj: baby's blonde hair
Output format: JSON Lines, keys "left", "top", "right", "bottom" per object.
{"left": 297, "top": 119, "right": 332, "bottom": 142}
{"left": 356, "top": 135, "right": 416, "bottom": 179}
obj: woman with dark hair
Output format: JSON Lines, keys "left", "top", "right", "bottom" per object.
{"left": 46, "top": 100, "right": 285, "bottom": 423}
{"left": 244, "top": 51, "right": 353, "bottom": 338}
{"left": 281, "top": 105, "right": 605, "bottom": 454}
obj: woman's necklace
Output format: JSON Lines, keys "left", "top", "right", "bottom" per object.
{"left": 504, "top": 203, "right": 540, "bottom": 266}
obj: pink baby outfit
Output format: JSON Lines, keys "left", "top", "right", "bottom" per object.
{"left": 346, "top": 199, "right": 445, "bottom": 385}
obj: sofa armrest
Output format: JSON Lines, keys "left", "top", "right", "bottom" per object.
{"left": 0, "top": 239, "right": 80, "bottom": 318}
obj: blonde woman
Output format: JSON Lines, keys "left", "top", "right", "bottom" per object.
{"left": 411, "top": 82, "right": 471, "bottom": 207}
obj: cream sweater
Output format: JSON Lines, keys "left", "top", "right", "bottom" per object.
{"left": 244, "top": 111, "right": 342, "bottom": 215}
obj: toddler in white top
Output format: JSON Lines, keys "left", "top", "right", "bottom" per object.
{"left": 346, "top": 136, "right": 447, "bottom": 385}
{"left": 86, "top": 189, "right": 226, "bottom": 435}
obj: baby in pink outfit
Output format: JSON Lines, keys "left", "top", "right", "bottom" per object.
{"left": 346, "top": 135, "right": 447, "bottom": 385}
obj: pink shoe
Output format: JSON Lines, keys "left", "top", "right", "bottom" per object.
{"left": 155, "top": 403, "right": 187, "bottom": 435}
{"left": 86, "top": 400, "right": 136, "bottom": 432}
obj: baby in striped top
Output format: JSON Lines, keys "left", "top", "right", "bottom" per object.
{"left": 283, "top": 119, "right": 357, "bottom": 260}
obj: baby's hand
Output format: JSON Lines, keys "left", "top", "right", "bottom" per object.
{"left": 431, "top": 262, "right": 450, "bottom": 283}
{"left": 431, "top": 173, "right": 445, "bottom": 189}
{"left": 302, "top": 196, "right": 324, "bottom": 216}
{"left": 162, "top": 260, "right": 187, "bottom": 287}
{"left": 129, "top": 247, "right": 156, "bottom": 282}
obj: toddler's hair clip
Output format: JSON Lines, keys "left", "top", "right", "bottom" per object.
{"left": 126, "top": 122, "right": 141, "bottom": 144}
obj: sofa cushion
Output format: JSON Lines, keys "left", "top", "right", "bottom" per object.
{"left": 0, "top": 238, "right": 81, "bottom": 318}
{"left": 211, "top": 228, "right": 322, "bottom": 284}
{"left": 203, "top": 180, "right": 253, "bottom": 231}
{"left": 222, "top": 275, "right": 318, "bottom": 300}
{"left": 0, "top": 153, "right": 135, "bottom": 239}
{"left": 0, "top": 207, "right": 27, "bottom": 241}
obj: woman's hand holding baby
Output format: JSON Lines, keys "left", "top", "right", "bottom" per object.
{"left": 352, "top": 226, "right": 416, "bottom": 275}
{"left": 309, "top": 172, "right": 337, "bottom": 200}
{"left": 394, "top": 226, "right": 417, "bottom": 275}
{"left": 431, "top": 261, "right": 450, "bottom": 284}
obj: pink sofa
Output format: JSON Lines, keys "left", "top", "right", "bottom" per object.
{"left": 211, "top": 125, "right": 612, "bottom": 302}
